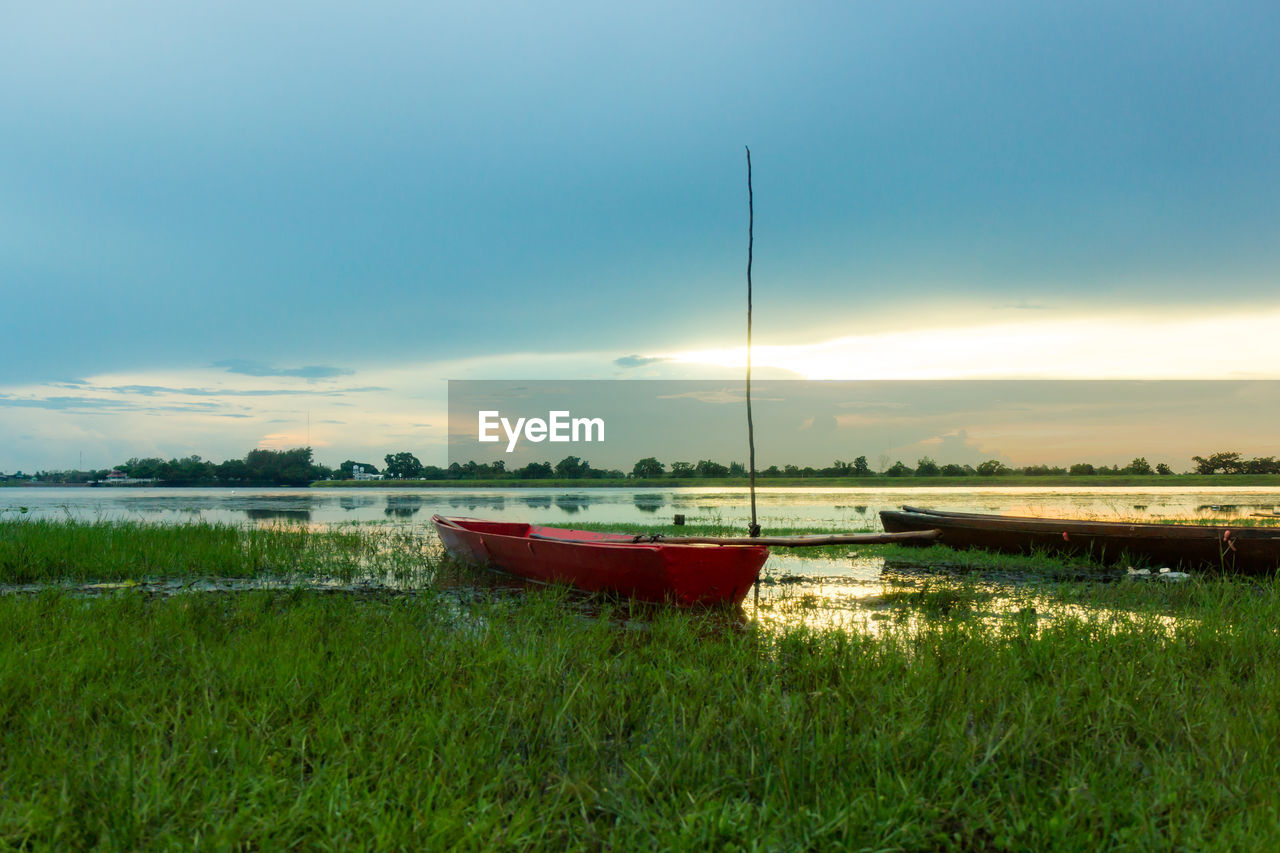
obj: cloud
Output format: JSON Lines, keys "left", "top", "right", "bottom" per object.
{"left": 656, "top": 389, "right": 744, "bottom": 404}
{"left": 615, "top": 354, "right": 670, "bottom": 368}
{"left": 213, "top": 359, "right": 354, "bottom": 380}
{"left": 91, "top": 384, "right": 384, "bottom": 398}
{"left": 0, "top": 394, "right": 220, "bottom": 413}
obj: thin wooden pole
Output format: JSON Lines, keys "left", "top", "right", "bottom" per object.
{"left": 533, "top": 530, "right": 942, "bottom": 547}
{"left": 746, "top": 146, "right": 760, "bottom": 539}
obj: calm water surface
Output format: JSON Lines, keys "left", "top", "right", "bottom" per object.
{"left": 5, "top": 485, "right": 1280, "bottom": 528}
{"left": 6, "top": 485, "right": 1275, "bottom": 629}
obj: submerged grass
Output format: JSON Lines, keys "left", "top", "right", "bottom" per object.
{"left": 2, "top": 588, "right": 1280, "bottom": 849}
{"left": 880, "top": 578, "right": 998, "bottom": 616}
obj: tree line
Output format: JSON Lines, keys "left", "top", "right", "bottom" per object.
{"left": 332, "top": 452, "right": 1250, "bottom": 480}
{"left": 31, "top": 448, "right": 330, "bottom": 486}
{"left": 336, "top": 453, "right": 627, "bottom": 481}
{"left": 17, "top": 448, "right": 1280, "bottom": 485}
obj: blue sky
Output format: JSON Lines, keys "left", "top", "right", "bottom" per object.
{"left": 3, "top": 1, "right": 1279, "bottom": 470}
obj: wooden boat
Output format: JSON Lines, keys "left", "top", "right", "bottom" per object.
{"left": 879, "top": 506, "right": 1280, "bottom": 573}
{"left": 431, "top": 515, "right": 769, "bottom": 606}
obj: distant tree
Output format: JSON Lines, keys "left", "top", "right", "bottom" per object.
{"left": 669, "top": 462, "right": 695, "bottom": 478}
{"left": 914, "top": 457, "right": 940, "bottom": 477}
{"left": 1155, "top": 462, "right": 1174, "bottom": 475}
{"left": 1069, "top": 463, "right": 1096, "bottom": 476}
{"left": 631, "top": 457, "right": 665, "bottom": 478}
{"left": 852, "top": 456, "right": 872, "bottom": 477}
{"left": 159, "top": 455, "right": 216, "bottom": 484}
{"left": 761, "top": 465, "right": 782, "bottom": 477}
{"left": 695, "top": 460, "right": 729, "bottom": 478}
{"left": 824, "top": 460, "right": 853, "bottom": 477}
{"left": 939, "top": 463, "right": 973, "bottom": 477}
{"left": 243, "top": 447, "right": 317, "bottom": 485}
{"left": 123, "top": 457, "right": 165, "bottom": 479}
{"left": 1244, "top": 456, "right": 1280, "bottom": 474}
{"left": 452, "top": 460, "right": 505, "bottom": 479}
{"left": 515, "top": 461, "right": 553, "bottom": 479}
{"left": 554, "top": 456, "right": 590, "bottom": 478}
{"left": 976, "top": 459, "right": 1010, "bottom": 477}
{"left": 728, "top": 461, "right": 746, "bottom": 477}
{"left": 884, "top": 461, "right": 913, "bottom": 477}
{"left": 383, "top": 452, "right": 424, "bottom": 480}
{"left": 1192, "top": 451, "right": 1244, "bottom": 474}
{"left": 215, "top": 458, "right": 249, "bottom": 483}
{"left": 1124, "top": 457, "right": 1153, "bottom": 475}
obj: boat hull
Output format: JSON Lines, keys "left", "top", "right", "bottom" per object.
{"left": 880, "top": 506, "right": 1280, "bottom": 574}
{"left": 431, "top": 515, "right": 768, "bottom": 606}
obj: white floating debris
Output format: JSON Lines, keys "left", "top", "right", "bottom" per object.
{"left": 1159, "top": 572, "right": 1191, "bottom": 582}
{"left": 1126, "top": 568, "right": 1152, "bottom": 577}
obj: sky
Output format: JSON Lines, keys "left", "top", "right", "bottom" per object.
{"left": 448, "top": 381, "right": 1280, "bottom": 471}
{"left": 2, "top": 1, "right": 1279, "bottom": 471}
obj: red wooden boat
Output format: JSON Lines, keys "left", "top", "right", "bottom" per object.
{"left": 431, "top": 515, "right": 769, "bottom": 606}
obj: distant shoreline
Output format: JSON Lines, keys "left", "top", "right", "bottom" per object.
{"left": 309, "top": 474, "right": 1280, "bottom": 489}
{"left": 7, "top": 474, "right": 1280, "bottom": 490}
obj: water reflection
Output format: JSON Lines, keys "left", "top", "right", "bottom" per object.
{"left": 633, "top": 494, "right": 664, "bottom": 513}
{"left": 444, "top": 496, "right": 507, "bottom": 515}
{"left": 555, "top": 494, "right": 590, "bottom": 514}
{"left": 9, "top": 485, "right": 1280, "bottom": 531}
{"left": 244, "top": 508, "right": 312, "bottom": 522}
{"left": 385, "top": 495, "right": 423, "bottom": 519}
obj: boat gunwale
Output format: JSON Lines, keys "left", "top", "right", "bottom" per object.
{"left": 892, "top": 506, "right": 1280, "bottom": 540}
{"left": 431, "top": 515, "right": 769, "bottom": 553}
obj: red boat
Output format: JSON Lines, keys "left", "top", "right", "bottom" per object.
{"left": 431, "top": 515, "right": 768, "bottom": 606}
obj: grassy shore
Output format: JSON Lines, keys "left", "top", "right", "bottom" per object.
{"left": 1, "top": 520, "right": 1279, "bottom": 848}
{"left": 0, "top": 519, "right": 436, "bottom": 585}
{"left": 315, "top": 473, "right": 1280, "bottom": 488}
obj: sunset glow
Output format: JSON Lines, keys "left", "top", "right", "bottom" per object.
{"left": 666, "top": 311, "right": 1280, "bottom": 380}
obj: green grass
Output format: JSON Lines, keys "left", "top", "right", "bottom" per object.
{"left": 1, "top": 587, "right": 1279, "bottom": 848}
{"left": 3, "top": 519, "right": 1280, "bottom": 847}
{"left": 0, "top": 519, "right": 436, "bottom": 585}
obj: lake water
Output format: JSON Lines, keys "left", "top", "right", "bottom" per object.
{"left": 6, "top": 484, "right": 1273, "bottom": 629}
{"left": 4, "top": 484, "right": 1280, "bottom": 528}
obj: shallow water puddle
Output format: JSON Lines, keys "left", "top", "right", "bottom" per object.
{"left": 749, "top": 552, "right": 1186, "bottom": 634}
{"left": 0, "top": 542, "right": 1192, "bottom": 635}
